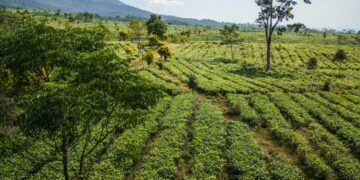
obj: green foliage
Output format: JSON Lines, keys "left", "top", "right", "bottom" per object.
{"left": 269, "top": 159, "right": 303, "bottom": 180}
{"left": 270, "top": 92, "right": 360, "bottom": 179}
{"left": 333, "top": 49, "right": 347, "bottom": 63}
{"left": 220, "top": 24, "right": 239, "bottom": 44}
{"left": 119, "top": 31, "right": 129, "bottom": 41}
{"left": 226, "top": 121, "right": 269, "bottom": 179}
{"left": 137, "top": 94, "right": 196, "bottom": 179}
{"left": 148, "top": 34, "right": 162, "bottom": 49}
{"left": 129, "top": 20, "right": 144, "bottom": 43}
{"left": 0, "top": 17, "right": 163, "bottom": 179}
{"left": 226, "top": 94, "right": 260, "bottom": 127}
{"left": 187, "top": 74, "right": 198, "bottom": 91}
{"left": 142, "top": 50, "right": 155, "bottom": 66}
{"left": 2, "top": 7, "right": 360, "bottom": 180}
{"left": 319, "top": 92, "right": 360, "bottom": 114}
{"left": 255, "top": 0, "right": 312, "bottom": 71}
{"left": 191, "top": 100, "right": 226, "bottom": 179}
{"left": 287, "top": 23, "right": 306, "bottom": 33}
{"left": 292, "top": 94, "right": 360, "bottom": 156}
{"left": 321, "top": 81, "right": 331, "bottom": 91}
{"left": 157, "top": 45, "right": 171, "bottom": 61}
{"left": 0, "top": 65, "right": 14, "bottom": 91}
{"left": 305, "top": 93, "right": 360, "bottom": 128}
{"left": 74, "top": 12, "right": 94, "bottom": 22}
{"left": 250, "top": 94, "right": 334, "bottom": 178}
{"left": 0, "top": 20, "right": 105, "bottom": 92}
{"left": 179, "top": 35, "right": 189, "bottom": 43}
{"left": 307, "top": 57, "right": 318, "bottom": 70}
{"left": 139, "top": 70, "right": 181, "bottom": 95}
{"left": 146, "top": 15, "right": 167, "bottom": 39}
{"left": 95, "top": 98, "right": 170, "bottom": 178}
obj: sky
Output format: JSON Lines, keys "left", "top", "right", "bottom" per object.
{"left": 120, "top": 0, "right": 360, "bottom": 30}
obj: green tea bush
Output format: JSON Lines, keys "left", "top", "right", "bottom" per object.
{"left": 191, "top": 100, "right": 226, "bottom": 179}
{"left": 226, "top": 121, "right": 269, "bottom": 179}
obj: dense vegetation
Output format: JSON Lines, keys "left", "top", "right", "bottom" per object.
{"left": 1, "top": 7, "right": 360, "bottom": 180}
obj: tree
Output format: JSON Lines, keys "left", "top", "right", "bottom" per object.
{"left": 220, "top": 24, "right": 240, "bottom": 61}
{"left": 333, "top": 49, "right": 347, "bottom": 76}
{"left": 287, "top": 23, "right": 306, "bottom": 33}
{"left": 179, "top": 35, "right": 189, "bottom": 43}
{"left": 146, "top": 15, "right": 167, "bottom": 39}
{"left": 1, "top": 20, "right": 163, "bottom": 179}
{"left": 307, "top": 57, "right": 318, "bottom": 69}
{"left": 54, "top": 9, "right": 61, "bottom": 17}
{"left": 148, "top": 34, "right": 162, "bottom": 50}
{"left": 124, "top": 45, "right": 134, "bottom": 60}
{"left": 68, "top": 16, "right": 75, "bottom": 22}
{"left": 142, "top": 50, "right": 155, "bottom": 66}
{"left": 0, "top": 20, "right": 63, "bottom": 89}
{"left": 129, "top": 20, "right": 145, "bottom": 53}
{"left": 119, "top": 31, "right": 129, "bottom": 41}
{"left": 157, "top": 45, "right": 171, "bottom": 62}
{"left": 187, "top": 74, "right": 198, "bottom": 92}
{"left": 255, "top": 0, "right": 311, "bottom": 72}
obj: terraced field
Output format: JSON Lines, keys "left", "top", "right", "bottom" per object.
{"left": 85, "top": 91, "right": 360, "bottom": 179}
{"left": 2, "top": 6, "right": 360, "bottom": 180}
{"left": 128, "top": 41, "right": 360, "bottom": 179}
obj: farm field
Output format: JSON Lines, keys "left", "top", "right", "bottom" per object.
{"left": 1, "top": 4, "right": 360, "bottom": 180}
{"left": 131, "top": 41, "right": 360, "bottom": 179}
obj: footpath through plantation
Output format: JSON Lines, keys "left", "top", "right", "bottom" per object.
{"left": 1, "top": 6, "right": 360, "bottom": 180}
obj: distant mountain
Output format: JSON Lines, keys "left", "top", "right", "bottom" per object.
{"left": 0, "top": 0, "right": 55, "bottom": 9}
{"left": 0, "top": 0, "right": 227, "bottom": 26}
{"left": 33, "top": 0, "right": 151, "bottom": 18}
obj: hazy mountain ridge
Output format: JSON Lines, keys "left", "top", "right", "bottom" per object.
{"left": 0, "top": 0, "right": 55, "bottom": 10}
{"left": 0, "top": 0, "right": 229, "bottom": 26}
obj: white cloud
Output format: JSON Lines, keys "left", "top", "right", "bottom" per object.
{"left": 148, "top": 0, "right": 186, "bottom": 6}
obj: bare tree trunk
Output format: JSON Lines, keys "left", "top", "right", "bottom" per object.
{"left": 266, "top": 38, "right": 271, "bottom": 72}
{"left": 231, "top": 43, "right": 234, "bottom": 61}
{"left": 61, "top": 137, "right": 70, "bottom": 180}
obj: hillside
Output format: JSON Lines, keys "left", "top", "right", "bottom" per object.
{"left": 0, "top": 0, "right": 54, "bottom": 9}
{"left": 0, "top": 0, "right": 226, "bottom": 26}
{"left": 1, "top": 5, "right": 360, "bottom": 180}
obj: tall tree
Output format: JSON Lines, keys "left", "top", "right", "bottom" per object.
{"left": 129, "top": 20, "right": 145, "bottom": 54}
{"left": 129, "top": 20, "right": 144, "bottom": 43}
{"left": 220, "top": 24, "right": 240, "bottom": 61}
{"left": 255, "top": 0, "right": 311, "bottom": 72}
{"left": 146, "top": 15, "right": 167, "bottom": 39}
{"left": 0, "top": 20, "right": 163, "bottom": 179}
{"left": 287, "top": 23, "right": 306, "bottom": 33}
{"left": 157, "top": 45, "right": 171, "bottom": 62}
{"left": 148, "top": 34, "right": 162, "bottom": 50}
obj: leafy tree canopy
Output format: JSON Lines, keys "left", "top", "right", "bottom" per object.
{"left": 146, "top": 15, "right": 167, "bottom": 39}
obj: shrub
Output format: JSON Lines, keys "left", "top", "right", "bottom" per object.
{"left": 191, "top": 100, "right": 226, "bottom": 179}
{"left": 321, "top": 81, "right": 331, "bottom": 91}
{"left": 142, "top": 50, "right": 155, "bottom": 66}
{"left": 270, "top": 159, "right": 303, "bottom": 180}
{"left": 333, "top": 49, "right": 347, "bottom": 63}
{"left": 187, "top": 74, "right": 198, "bottom": 91}
{"left": 119, "top": 31, "right": 129, "bottom": 41}
{"left": 226, "top": 121, "right": 269, "bottom": 179}
{"left": 137, "top": 94, "right": 196, "bottom": 179}
{"left": 179, "top": 35, "right": 189, "bottom": 43}
{"left": 226, "top": 94, "right": 260, "bottom": 127}
{"left": 307, "top": 57, "right": 318, "bottom": 69}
